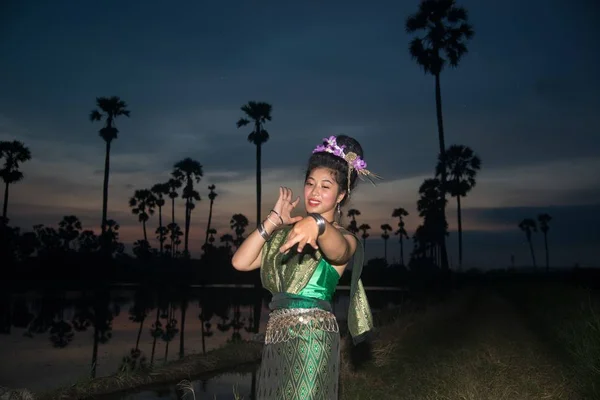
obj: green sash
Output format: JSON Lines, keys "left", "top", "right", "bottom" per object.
{"left": 261, "top": 225, "right": 374, "bottom": 344}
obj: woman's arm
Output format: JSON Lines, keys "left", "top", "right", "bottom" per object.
{"left": 231, "top": 187, "right": 302, "bottom": 271}
{"left": 279, "top": 218, "right": 358, "bottom": 267}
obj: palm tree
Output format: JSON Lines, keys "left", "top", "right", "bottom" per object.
{"left": 0, "top": 140, "right": 32, "bottom": 223}
{"left": 236, "top": 101, "right": 273, "bottom": 227}
{"left": 347, "top": 209, "right": 361, "bottom": 234}
{"left": 416, "top": 179, "right": 448, "bottom": 266}
{"left": 220, "top": 233, "right": 234, "bottom": 251}
{"left": 151, "top": 183, "right": 170, "bottom": 255}
{"left": 518, "top": 218, "right": 537, "bottom": 269}
{"left": 436, "top": 145, "right": 481, "bottom": 269}
{"left": 359, "top": 223, "right": 371, "bottom": 254}
{"left": 406, "top": 0, "right": 474, "bottom": 270}
{"left": 172, "top": 158, "right": 203, "bottom": 258}
{"left": 204, "top": 184, "right": 218, "bottom": 249}
{"left": 380, "top": 224, "right": 393, "bottom": 262}
{"left": 230, "top": 214, "right": 249, "bottom": 248}
{"left": 129, "top": 189, "right": 157, "bottom": 243}
{"left": 392, "top": 208, "right": 410, "bottom": 266}
{"left": 537, "top": 213, "right": 552, "bottom": 272}
{"left": 89, "top": 96, "right": 130, "bottom": 252}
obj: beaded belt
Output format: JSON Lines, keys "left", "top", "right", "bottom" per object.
{"left": 264, "top": 307, "right": 339, "bottom": 344}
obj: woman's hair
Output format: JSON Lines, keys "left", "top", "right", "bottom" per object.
{"left": 304, "top": 135, "right": 364, "bottom": 205}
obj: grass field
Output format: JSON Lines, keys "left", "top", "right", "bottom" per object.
{"left": 340, "top": 284, "right": 598, "bottom": 400}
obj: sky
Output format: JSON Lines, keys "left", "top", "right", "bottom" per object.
{"left": 1, "top": 0, "right": 599, "bottom": 269}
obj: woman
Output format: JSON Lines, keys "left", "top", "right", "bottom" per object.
{"left": 232, "top": 135, "right": 376, "bottom": 400}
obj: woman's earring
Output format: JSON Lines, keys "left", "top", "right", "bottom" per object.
{"left": 336, "top": 203, "right": 342, "bottom": 221}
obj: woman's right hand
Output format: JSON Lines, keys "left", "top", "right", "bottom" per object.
{"left": 271, "top": 187, "right": 303, "bottom": 226}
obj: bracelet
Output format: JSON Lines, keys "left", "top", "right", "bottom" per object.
{"left": 269, "top": 209, "right": 284, "bottom": 225}
{"left": 307, "top": 213, "right": 326, "bottom": 236}
{"left": 266, "top": 215, "right": 280, "bottom": 228}
{"left": 257, "top": 223, "right": 270, "bottom": 241}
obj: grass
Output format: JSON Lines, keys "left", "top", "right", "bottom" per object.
{"left": 340, "top": 288, "right": 582, "bottom": 400}
{"left": 32, "top": 340, "right": 263, "bottom": 400}
{"left": 499, "top": 282, "right": 600, "bottom": 399}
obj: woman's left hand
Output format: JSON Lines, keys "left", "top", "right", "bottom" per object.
{"left": 279, "top": 216, "right": 320, "bottom": 254}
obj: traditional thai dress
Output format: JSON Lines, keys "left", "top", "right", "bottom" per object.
{"left": 256, "top": 225, "right": 374, "bottom": 400}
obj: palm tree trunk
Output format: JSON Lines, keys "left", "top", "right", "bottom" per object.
{"left": 204, "top": 200, "right": 214, "bottom": 247}
{"left": 256, "top": 142, "right": 262, "bottom": 228}
{"left": 528, "top": 239, "right": 537, "bottom": 269}
{"left": 142, "top": 219, "right": 148, "bottom": 242}
{"left": 434, "top": 73, "right": 449, "bottom": 271}
{"left": 150, "top": 308, "right": 159, "bottom": 366}
{"left": 179, "top": 300, "right": 187, "bottom": 359}
{"left": 544, "top": 233, "right": 549, "bottom": 272}
{"left": 158, "top": 206, "right": 163, "bottom": 255}
{"left": 100, "top": 140, "right": 112, "bottom": 255}
{"left": 171, "top": 197, "right": 176, "bottom": 257}
{"left": 91, "top": 326, "right": 99, "bottom": 378}
{"left": 200, "top": 316, "right": 206, "bottom": 354}
{"left": 184, "top": 200, "right": 191, "bottom": 257}
{"left": 135, "top": 318, "right": 145, "bottom": 350}
{"left": 2, "top": 181, "right": 9, "bottom": 221}
{"left": 400, "top": 236, "right": 405, "bottom": 267}
{"left": 457, "top": 195, "right": 463, "bottom": 270}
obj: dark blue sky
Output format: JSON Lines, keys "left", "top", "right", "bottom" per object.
{"left": 1, "top": 0, "right": 599, "bottom": 268}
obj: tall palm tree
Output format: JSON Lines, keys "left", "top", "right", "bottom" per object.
{"left": 204, "top": 184, "right": 218, "bottom": 249}
{"left": 236, "top": 101, "right": 273, "bottom": 228}
{"left": 537, "top": 213, "right": 552, "bottom": 272}
{"left": 0, "top": 140, "right": 32, "bottom": 223}
{"left": 406, "top": 0, "right": 474, "bottom": 270}
{"left": 172, "top": 158, "right": 203, "bottom": 257}
{"left": 347, "top": 209, "right": 361, "bottom": 234}
{"left": 518, "top": 218, "right": 537, "bottom": 269}
{"left": 151, "top": 183, "right": 170, "bottom": 255}
{"left": 436, "top": 145, "right": 481, "bottom": 269}
{"left": 392, "top": 208, "right": 410, "bottom": 266}
{"left": 381, "top": 224, "right": 393, "bottom": 262}
{"left": 89, "top": 96, "right": 130, "bottom": 252}
{"left": 129, "top": 189, "right": 157, "bottom": 243}
{"left": 359, "top": 223, "right": 371, "bottom": 254}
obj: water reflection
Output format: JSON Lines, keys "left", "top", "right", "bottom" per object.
{"left": 0, "top": 285, "right": 403, "bottom": 393}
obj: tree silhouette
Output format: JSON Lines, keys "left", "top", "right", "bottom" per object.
{"left": 172, "top": 158, "right": 203, "bottom": 258}
{"left": 89, "top": 96, "right": 130, "bottom": 254}
{"left": 406, "top": 0, "right": 474, "bottom": 270}
{"left": 392, "top": 208, "right": 410, "bottom": 266}
{"left": 129, "top": 189, "right": 157, "bottom": 243}
{"left": 380, "top": 224, "right": 393, "bottom": 262}
{"left": 359, "top": 223, "right": 371, "bottom": 254}
{"left": 0, "top": 140, "right": 32, "bottom": 223}
{"left": 538, "top": 213, "right": 552, "bottom": 272}
{"left": 236, "top": 101, "right": 273, "bottom": 228}
{"left": 436, "top": 145, "right": 481, "bottom": 269}
{"left": 413, "top": 179, "right": 448, "bottom": 265}
{"left": 58, "top": 215, "right": 83, "bottom": 251}
{"left": 151, "top": 183, "right": 170, "bottom": 255}
{"left": 347, "top": 209, "right": 361, "bottom": 234}
{"left": 519, "top": 218, "right": 537, "bottom": 269}
{"left": 204, "top": 184, "right": 218, "bottom": 249}
{"left": 230, "top": 214, "right": 249, "bottom": 248}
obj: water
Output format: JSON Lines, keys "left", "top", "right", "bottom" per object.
{"left": 0, "top": 284, "right": 404, "bottom": 397}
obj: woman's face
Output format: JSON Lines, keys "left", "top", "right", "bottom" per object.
{"left": 304, "top": 167, "right": 345, "bottom": 219}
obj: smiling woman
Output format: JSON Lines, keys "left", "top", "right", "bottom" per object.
{"left": 231, "top": 135, "right": 377, "bottom": 400}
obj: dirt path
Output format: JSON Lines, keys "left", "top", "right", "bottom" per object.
{"left": 342, "top": 289, "right": 579, "bottom": 400}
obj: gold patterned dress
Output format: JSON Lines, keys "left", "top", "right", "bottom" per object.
{"left": 256, "top": 225, "right": 374, "bottom": 400}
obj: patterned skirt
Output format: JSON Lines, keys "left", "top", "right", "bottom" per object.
{"left": 256, "top": 307, "right": 341, "bottom": 400}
